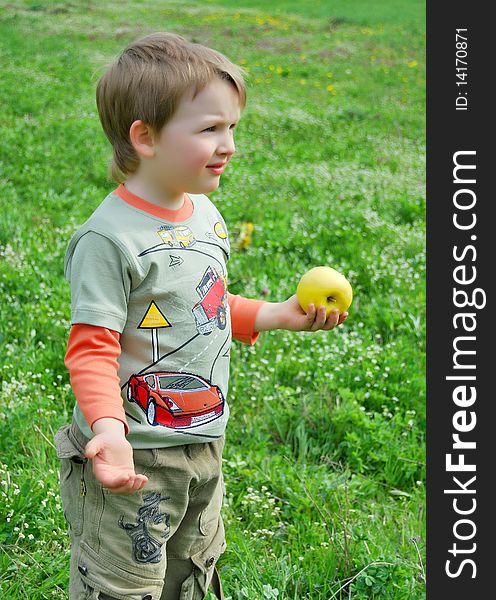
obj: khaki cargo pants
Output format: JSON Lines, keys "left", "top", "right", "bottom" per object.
{"left": 55, "top": 423, "right": 226, "bottom": 600}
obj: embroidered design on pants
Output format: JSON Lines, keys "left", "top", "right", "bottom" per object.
{"left": 118, "top": 492, "right": 171, "bottom": 564}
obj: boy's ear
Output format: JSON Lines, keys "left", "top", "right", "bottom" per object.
{"left": 129, "top": 120, "right": 157, "bottom": 159}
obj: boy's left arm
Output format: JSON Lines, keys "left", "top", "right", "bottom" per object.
{"left": 254, "top": 294, "right": 348, "bottom": 332}
{"left": 228, "top": 292, "right": 347, "bottom": 340}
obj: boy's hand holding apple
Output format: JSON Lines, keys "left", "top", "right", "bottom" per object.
{"left": 254, "top": 266, "right": 352, "bottom": 333}
{"left": 276, "top": 294, "right": 348, "bottom": 332}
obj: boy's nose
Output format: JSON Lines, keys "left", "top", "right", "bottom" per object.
{"left": 217, "top": 133, "right": 236, "bottom": 157}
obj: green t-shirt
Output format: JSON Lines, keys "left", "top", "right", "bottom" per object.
{"left": 65, "top": 190, "right": 233, "bottom": 448}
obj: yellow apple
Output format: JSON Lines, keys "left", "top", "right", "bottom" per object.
{"left": 296, "top": 266, "right": 353, "bottom": 316}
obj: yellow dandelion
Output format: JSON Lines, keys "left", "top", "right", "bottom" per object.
{"left": 255, "top": 77, "right": 264, "bottom": 84}
{"left": 276, "top": 66, "right": 283, "bottom": 74}
{"left": 407, "top": 60, "right": 418, "bottom": 68}
{"left": 326, "top": 84, "right": 336, "bottom": 94}
{"left": 236, "top": 223, "right": 254, "bottom": 251}
{"left": 269, "top": 65, "right": 275, "bottom": 71}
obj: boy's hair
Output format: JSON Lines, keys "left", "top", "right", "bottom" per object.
{"left": 96, "top": 32, "right": 247, "bottom": 183}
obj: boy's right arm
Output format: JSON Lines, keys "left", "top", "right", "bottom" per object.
{"left": 65, "top": 324, "right": 147, "bottom": 494}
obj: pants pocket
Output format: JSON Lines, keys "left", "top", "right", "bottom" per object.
{"left": 93, "top": 488, "right": 171, "bottom": 574}
{"left": 77, "top": 541, "right": 163, "bottom": 600}
{"left": 180, "top": 518, "right": 226, "bottom": 600}
{"left": 55, "top": 424, "right": 87, "bottom": 536}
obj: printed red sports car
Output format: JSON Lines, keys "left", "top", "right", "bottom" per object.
{"left": 127, "top": 372, "right": 224, "bottom": 428}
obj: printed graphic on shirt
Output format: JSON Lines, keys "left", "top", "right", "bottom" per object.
{"left": 168, "top": 255, "right": 183, "bottom": 268}
{"left": 193, "top": 266, "right": 228, "bottom": 335}
{"left": 157, "top": 224, "right": 196, "bottom": 248}
{"left": 214, "top": 221, "right": 228, "bottom": 239}
{"left": 138, "top": 302, "right": 172, "bottom": 363}
{"left": 138, "top": 222, "right": 229, "bottom": 263}
{"left": 127, "top": 371, "right": 225, "bottom": 429}
{"left": 205, "top": 222, "right": 229, "bottom": 254}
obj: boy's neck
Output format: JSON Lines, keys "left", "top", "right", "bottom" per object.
{"left": 123, "top": 176, "right": 185, "bottom": 211}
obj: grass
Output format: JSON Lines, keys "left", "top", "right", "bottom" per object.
{"left": 0, "top": 0, "right": 425, "bottom": 598}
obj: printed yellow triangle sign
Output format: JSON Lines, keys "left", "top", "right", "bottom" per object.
{"left": 138, "top": 301, "right": 171, "bottom": 329}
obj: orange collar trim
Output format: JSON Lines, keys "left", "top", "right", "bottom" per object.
{"left": 114, "top": 184, "right": 194, "bottom": 222}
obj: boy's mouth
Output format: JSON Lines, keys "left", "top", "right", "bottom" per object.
{"left": 206, "top": 162, "right": 227, "bottom": 174}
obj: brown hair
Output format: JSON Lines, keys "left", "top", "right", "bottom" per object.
{"left": 95, "top": 32, "right": 247, "bottom": 183}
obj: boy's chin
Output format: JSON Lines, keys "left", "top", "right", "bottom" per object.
{"left": 191, "top": 179, "right": 221, "bottom": 194}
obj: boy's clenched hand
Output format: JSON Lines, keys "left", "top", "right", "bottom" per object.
{"left": 85, "top": 418, "right": 148, "bottom": 494}
{"left": 255, "top": 294, "right": 348, "bottom": 332}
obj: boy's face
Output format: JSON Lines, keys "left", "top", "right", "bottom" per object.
{"left": 150, "top": 77, "right": 241, "bottom": 196}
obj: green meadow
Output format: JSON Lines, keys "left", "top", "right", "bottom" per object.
{"left": 0, "top": 1, "right": 425, "bottom": 598}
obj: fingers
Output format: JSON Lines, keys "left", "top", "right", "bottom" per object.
{"left": 322, "top": 308, "right": 339, "bottom": 330}
{"left": 307, "top": 304, "right": 335, "bottom": 330}
{"left": 131, "top": 474, "right": 148, "bottom": 492}
{"left": 316, "top": 305, "right": 331, "bottom": 329}
{"left": 306, "top": 303, "right": 317, "bottom": 326}
{"left": 84, "top": 437, "right": 103, "bottom": 459}
{"left": 306, "top": 304, "right": 325, "bottom": 330}
{"left": 104, "top": 473, "right": 148, "bottom": 495}
{"left": 103, "top": 473, "right": 132, "bottom": 493}
{"left": 307, "top": 305, "right": 348, "bottom": 331}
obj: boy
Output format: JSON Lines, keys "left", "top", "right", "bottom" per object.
{"left": 56, "top": 32, "right": 347, "bottom": 600}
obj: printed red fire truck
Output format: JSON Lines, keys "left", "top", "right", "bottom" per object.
{"left": 192, "top": 266, "right": 228, "bottom": 335}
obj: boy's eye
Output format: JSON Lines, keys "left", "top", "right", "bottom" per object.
{"left": 202, "top": 124, "right": 237, "bottom": 132}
